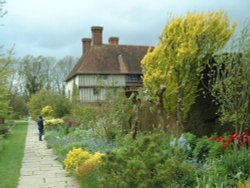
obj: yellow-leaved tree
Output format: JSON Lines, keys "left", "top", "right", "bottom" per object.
{"left": 141, "top": 11, "right": 236, "bottom": 132}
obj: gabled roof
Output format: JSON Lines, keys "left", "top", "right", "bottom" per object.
{"left": 66, "top": 44, "right": 150, "bottom": 81}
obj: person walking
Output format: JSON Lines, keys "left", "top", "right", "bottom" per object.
{"left": 37, "top": 115, "right": 44, "bottom": 141}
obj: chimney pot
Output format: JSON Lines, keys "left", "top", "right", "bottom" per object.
{"left": 81, "top": 38, "right": 91, "bottom": 55}
{"left": 91, "top": 26, "right": 103, "bottom": 45}
{"left": 109, "top": 37, "right": 119, "bottom": 45}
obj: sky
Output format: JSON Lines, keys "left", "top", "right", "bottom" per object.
{"left": 0, "top": 0, "right": 249, "bottom": 59}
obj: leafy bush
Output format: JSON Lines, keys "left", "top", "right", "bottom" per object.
{"left": 196, "top": 148, "right": 250, "bottom": 187}
{"left": 193, "top": 136, "right": 212, "bottom": 163}
{"left": 70, "top": 105, "right": 97, "bottom": 128}
{"left": 64, "top": 147, "right": 91, "bottom": 174}
{"left": 64, "top": 147, "right": 105, "bottom": 180}
{"left": 41, "top": 105, "right": 53, "bottom": 117}
{"left": 77, "top": 152, "right": 104, "bottom": 179}
{"left": 183, "top": 132, "right": 197, "bottom": 158}
{"left": 218, "top": 149, "right": 250, "bottom": 181}
{"left": 98, "top": 131, "right": 195, "bottom": 188}
{"left": 0, "top": 121, "right": 15, "bottom": 137}
{"left": 44, "top": 118, "right": 64, "bottom": 128}
{"left": 28, "top": 89, "right": 71, "bottom": 119}
{"left": 196, "top": 164, "right": 234, "bottom": 188}
{"left": 94, "top": 91, "right": 135, "bottom": 140}
{"left": 45, "top": 126, "right": 115, "bottom": 162}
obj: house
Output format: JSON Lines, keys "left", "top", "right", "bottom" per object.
{"left": 65, "top": 26, "right": 150, "bottom": 103}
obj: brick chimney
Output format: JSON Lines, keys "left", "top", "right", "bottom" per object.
{"left": 108, "top": 37, "right": 119, "bottom": 45}
{"left": 81, "top": 38, "right": 91, "bottom": 54}
{"left": 91, "top": 26, "right": 103, "bottom": 45}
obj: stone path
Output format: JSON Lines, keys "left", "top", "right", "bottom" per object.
{"left": 18, "top": 120, "right": 80, "bottom": 188}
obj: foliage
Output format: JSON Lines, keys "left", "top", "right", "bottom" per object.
{"left": 218, "top": 149, "right": 250, "bottom": 181}
{"left": 209, "top": 26, "right": 250, "bottom": 134}
{"left": 0, "top": 48, "right": 14, "bottom": 123}
{"left": 189, "top": 131, "right": 250, "bottom": 163}
{"left": 193, "top": 136, "right": 212, "bottom": 163}
{"left": 8, "top": 95, "right": 28, "bottom": 119}
{"left": 209, "top": 132, "right": 250, "bottom": 150}
{"left": 0, "top": 121, "right": 15, "bottom": 137}
{"left": 93, "top": 91, "right": 135, "bottom": 140}
{"left": 41, "top": 105, "right": 54, "bottom": 117}
{"left": 51, "top": 56, "right": 76, "bottom": 94}
{"left": 72, "top": 81, "right": 79, "bottom": 103}
{"left": 238, "top": 175, "right": 250, "bottom": 188}
{"left": 98, "top": 131, "right": 195, "bottom": 188}
{"left": 17, "top": 55, "right": 56, "bottom": 97}
{"left": 64, "top": 147, "right": 92, "bottom": 174}
{"left": 64, "top": 147, "right": 105, "bottom": 180}
{"left": 77, "top": 152, "right": 104, "bottom": 179}
{"left": 28, "top": 89, "right": 71, "bottom": 119}
{"left": 182, "top": 132, "right": 197, "bottom": 158}
{"left": 196, "top": 148, "right": 250, "bottom": 187}
{"left": 45, "top": 126, "right": 115, "bottom": 163}
{"left": 0, "top": 0, "right": 6, "bottom": 18}
{"left": 44, "top": 118, "right": 64, "bottom": 128}
{"left": 0, "top": 86, "right": 9, "bottom": 122}
{"left": 70, "top": 105, "right": 97, "bottom": 128}
{"left": 141, "top": 11, "right": 236, "bottom": 131}
{"left": 195, "top": 168, "right": 235, "bottom": 188}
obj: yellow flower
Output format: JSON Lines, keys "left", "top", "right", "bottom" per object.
{"left": 64, "top": 148, "right": 91, "bottom": 174}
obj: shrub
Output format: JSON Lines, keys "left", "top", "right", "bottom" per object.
{"left": 28, "top": 89, "right": 71, "bottom": 119}
{"left": 77, "top": 152, "right": 104, "bottom": 179}
{"left": 63, "top": 147, "right": 91, "bottom": 174}
{"left": 44, "top": 118, "right": 64, "bottom": 128}
{"left": 196, "top": 148, "right": 250, "bottom": 187}
{"left": 94, "top": 91, "right": 135, "bottom": 140}
{"left": 193, "top": 136, "right": 212, "bottom": 163}
{"left": 41, "top": 105, "right": 53, "bottom": 117}
{"left": 183, "top": 132, "right": 197, "bottom": 158}
{"left": 219, "top": 149, "right": 250, "bottom": 181}
{"left": 70, "top": 105, "right": 97, "bottom": 128}
{"left": 64, "top": 147, "right": 105, "bottom": 180}
{"left": 98, "top": 131, "right": 195, "bottom": 188}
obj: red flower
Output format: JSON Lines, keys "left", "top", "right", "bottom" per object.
{"left": 216, "top": 136, "right": 222, "bottom": 142}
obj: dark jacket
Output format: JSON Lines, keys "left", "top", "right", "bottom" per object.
{"left": 37, "top": 118, "right": 44, "bottom": 130}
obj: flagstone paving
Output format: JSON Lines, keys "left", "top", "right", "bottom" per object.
{"left": 18, "top": 120, "right": 79, "bottom": 188}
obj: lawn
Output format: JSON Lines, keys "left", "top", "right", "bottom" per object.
{"left": 0, "top": 121, "right": 28, "bottom": 188}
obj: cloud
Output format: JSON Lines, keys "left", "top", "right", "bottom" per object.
{"left": 0, "top": 0, "right": 249, "bottom": 58}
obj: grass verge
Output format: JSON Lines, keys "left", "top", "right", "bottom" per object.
{"left": 0, "top": 121, "right": 28, "bottom": 188}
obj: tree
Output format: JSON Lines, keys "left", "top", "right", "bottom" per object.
{"left": 51, "top": 56, "right": 76, "bottom": 94}
{"left": 0, "top": 0, "right": 6, "bottom": 19}
{"left": 141, "top": 11, "right": 236, "bottom": 133}
{"left": 0, "top": 52, "right": 15, "bottom": 122}
{"left": 0, "top": 0, "right": 13, "bottom": 123}
{"left": 210, "top": 26, "right": 250, "bottom": 135}
{"left": 18, "top": 55, "right": 56, "bottom": 97}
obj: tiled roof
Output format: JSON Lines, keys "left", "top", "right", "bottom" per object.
{"left": 66, "top": 44, "right": 150, "bottom": 81}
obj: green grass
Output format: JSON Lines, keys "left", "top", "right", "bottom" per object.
{"left": 0, "top": 121, "right": 28, "bottom": 188}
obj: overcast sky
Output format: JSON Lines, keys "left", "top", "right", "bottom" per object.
{"left": 0, "top": 0, "right": 249, "bottom": 59}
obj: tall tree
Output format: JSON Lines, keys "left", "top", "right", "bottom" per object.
{"left": 0, "top": 1, "right": 11, "bottom": 123}
{"left": 141, "top": 11, "right": 236, "bottom": 133}
{"left": 51, "top": 56, "right": 76, "bottom": 94}
{"left": 210, "top": 26, "right": 250, "bottom": 135}
{"left": 0, "top": 0, "right": 6, "bottom": 19}
{"left": 18, "top": 55, "right": 56, "bottom": 97}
